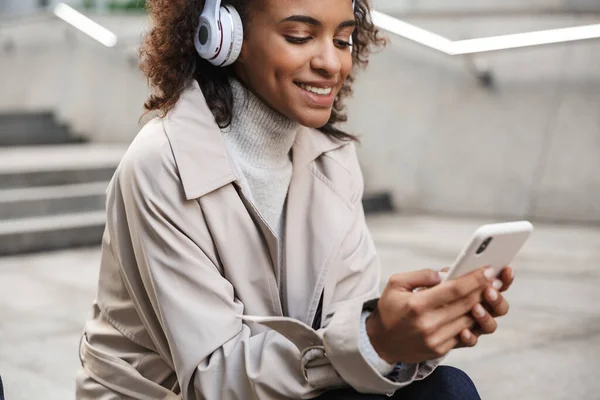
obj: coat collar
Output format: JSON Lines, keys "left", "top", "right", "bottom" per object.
{"left": 162, "top": 80, "right": 349, "bottom": 200}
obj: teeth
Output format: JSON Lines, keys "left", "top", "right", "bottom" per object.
{"left": 298, "top": 83, "right": 333, "bottom": 96}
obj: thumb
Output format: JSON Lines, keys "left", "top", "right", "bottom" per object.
{"left": 388, "top": 269, "right": 442, "bottom": 291}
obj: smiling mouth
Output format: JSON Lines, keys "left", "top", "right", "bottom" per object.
{"left": 295, "top": 82, "right": 333, "bottom": 96}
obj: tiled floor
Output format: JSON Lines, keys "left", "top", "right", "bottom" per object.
{"left": 1, "top": 214, "right": 598, "bottom": 399}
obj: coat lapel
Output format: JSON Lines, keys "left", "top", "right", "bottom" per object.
{"left": 199, "top": 185, "right": 283, "bottom": 318}
{"left": 282, "top": 128, "right": 354, "bottom": 325}
{"left": 162, "top": 81, "right": 236, "bottom": 201}
{"left": 163, "top": 81, "right": 283, "bottom": 318}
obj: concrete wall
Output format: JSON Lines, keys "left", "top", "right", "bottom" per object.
{"left": 0, "top": 0, "right": 114, "bottom": 16}
{"left": 0, "top": 15, "right": 149, "bottom": 142}
{"left": 1, "top": 11, "right": 599, "bottom": 223}
{"left": 346, "top": 13, "right": 600, "bottom": 224}
{"left": 0, "top": 0, "right": 41, "bottom": 17}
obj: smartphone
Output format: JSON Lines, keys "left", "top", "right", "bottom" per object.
{"left": 443, "top": 221, "right": 534, "bottom": 282}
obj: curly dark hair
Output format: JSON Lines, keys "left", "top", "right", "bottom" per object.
{"left": 140, "top": 0, "right": 386, "bottom": 140}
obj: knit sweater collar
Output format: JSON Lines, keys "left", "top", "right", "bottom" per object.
{"left": 222, "top": 78, "right": 300, "bottom": 169}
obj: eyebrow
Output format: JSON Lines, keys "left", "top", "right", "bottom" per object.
{"left": 280, "top": 15, "right": 356, "bottom": 29}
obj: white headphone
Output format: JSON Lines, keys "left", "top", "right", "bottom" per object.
{"left": 195, "top": 0, "right": 355, "bottom": 67}
{"left": 194, "top": 0, "right": 244, "bottom": 67}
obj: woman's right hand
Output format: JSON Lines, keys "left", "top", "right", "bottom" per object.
{"left": 366, "top": 267, "right": 494, "bottom": 365}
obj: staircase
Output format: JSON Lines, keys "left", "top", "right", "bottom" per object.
{"left": 0, "top": 112, "right": 84, "bottom": 146}
{"left": 0, "top": 112, "right": 393, "bottom": 255}
{"left": 0, "top": 145, "right": 126, "bottom": 255}
{"left": 0, "top": 112, "right": 125, "bottom": 255}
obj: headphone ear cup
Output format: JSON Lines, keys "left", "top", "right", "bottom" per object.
{"left": 219, "top": 5, "right": 243, "bottom": 67}
{"left": 195, "top": 18, "right": 217, "bottom": 60}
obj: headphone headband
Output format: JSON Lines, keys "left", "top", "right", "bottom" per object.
{"left": 202, "top": 0, "right": 220, "bottom": 23}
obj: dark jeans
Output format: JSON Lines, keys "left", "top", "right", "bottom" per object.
{"left": 0, "top": 375, "right": 4, "bottom": 400}
{"left": 315, "top": 366, "right": 480, "bottom": 400}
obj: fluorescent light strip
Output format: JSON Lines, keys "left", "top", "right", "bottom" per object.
{"left": 372, "top": 11, "right": 600, "bottom": 55}
{"left": 54, "top": 3, "right": 117, "bottom": 48}
{"left": 451, "top": 23, "right": 600, "bottom": 54}
{"left": 372, "top": 11, "right": 453, "bottom": 54}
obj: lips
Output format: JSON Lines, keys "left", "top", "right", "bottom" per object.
{"left": 294, "top": 80, "right": 339, "bottom": 108}
{"left": 296, "top": 83, "right": 333, "bottom": 96}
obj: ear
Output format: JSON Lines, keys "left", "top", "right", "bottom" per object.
{"left": 237, "top": 41, "right": 248, "bottom": 65}
{"left": 232, "top": 46, "right": 250, "bottom": 83}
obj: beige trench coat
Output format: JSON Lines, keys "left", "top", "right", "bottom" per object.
{"left": 76, "top": 82, "right": 438, "bottom": 399}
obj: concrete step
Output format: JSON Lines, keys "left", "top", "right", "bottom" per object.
{"left": 0, "top": 211, "right": 105, "bottom": 256}
{"left": 0, "top": 144, "right": 126, "bottom": 189}
{"left": 0, "top": 182, "right": 107, "bottom": 219}
{"left": 0, "top": 144, "right": 124, "bottom": 254}
{"left": 0, "top": 112, "right": 78, "bottom": 146}
{"left": 0, "top": 167, "right": 115, "bottom": 189}
{"left": 363, "top": 192, "right": 394, "bottom": 214}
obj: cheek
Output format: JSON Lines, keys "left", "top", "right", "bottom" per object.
{"left": 245, "top": 42, "right": 307, "bottom": 90}
{"left": 341, "top": 53, "right": 353, "bottom": 80}
{"left": 268, "top": 45, "right": 310, "bottom": 81}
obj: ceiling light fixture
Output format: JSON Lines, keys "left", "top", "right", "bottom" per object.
{"left": 53, "top": 3, "right": 118, "bottom": 48}
{"left": 371, "top": 10, "right": 600, "bottom": 55}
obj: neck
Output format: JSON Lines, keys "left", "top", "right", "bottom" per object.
{"left": 223, "top": 78, "right": 300, "bottom": 169}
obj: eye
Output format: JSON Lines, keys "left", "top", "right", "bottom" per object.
{"left": 334, "top": 39, "right": 352, "bottom": 49}
{"left": 285, "top": 35, "right": 311, "bottom": 45}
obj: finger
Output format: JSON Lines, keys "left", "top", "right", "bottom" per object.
{"left": 472, "top": 303, "right": 498, "bottom": 335}
{"left": 456, "top": 328, "right": 479, "bottom": 348}
{"left": 438, "top": 336, "right": 460, "bottom": 356}
{"left": 491, "top": 278, "right": 504, "bottom": 291}
{"left": 426, "top": 320, "right": 473, "bottom": 357}
{"left": 431, "top": 315, "right": 475, "bottom": 346}
{"left": 438, "top": 329, "right": 480, "bottom": 355}
{"left": 499, "top": 267, "right": 514, "bottom": 292}
{"left": 483, "top": 287, "right": 510, "bottom": 317}
{"left": 427, "top": 288, "right": 482, "bottom": 328}
{"left": 388, "top": 269, "right": 442, "bottom": 292}
{"left": 439, "top": 267, "right": 450, "bottom": 282}
{"left": 417, "top": 267, "right": 494, "bottom": 309}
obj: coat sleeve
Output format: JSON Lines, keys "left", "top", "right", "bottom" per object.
{"left": 319, "top": 197, "right": 443, "bottom": 395}
{"left": 314, "top": 144, "right": 442, "bottom": 395}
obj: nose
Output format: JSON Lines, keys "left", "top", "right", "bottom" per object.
{"left": 310, "top": 41, "right": 342, "bottom": 76}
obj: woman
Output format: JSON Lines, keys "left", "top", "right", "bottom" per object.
{"left": 76, "top": 0, "right": 514, "bottom": 398}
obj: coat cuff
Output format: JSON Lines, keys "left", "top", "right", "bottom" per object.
{"left": 241, "top": 315, "right": 346, "bottom": 389}
{"left": 322, "top": 298, "right": 410, "bottom": 395}
{"left": 358, "top": 310, "right": 396, "bottom": 376}
{"left": 323, "top": 299, "right": 444, "bottom": 395}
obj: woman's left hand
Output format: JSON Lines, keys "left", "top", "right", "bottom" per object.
{"left": 457, "top": 266, "right": 514, "bottom": 348}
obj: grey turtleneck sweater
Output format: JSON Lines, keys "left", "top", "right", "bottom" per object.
{"left": 221, "top": 79, "right": 399, "bottom": 378}
{"left": 222, "top": 79, "right": 298, "bottom": 237}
